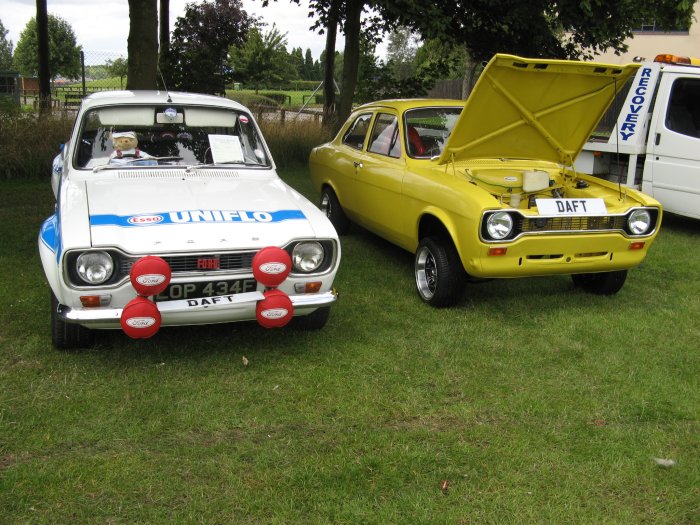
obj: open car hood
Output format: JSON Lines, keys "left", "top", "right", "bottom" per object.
{"left": 438, "top": 54, "right": 639, "bottom": 167}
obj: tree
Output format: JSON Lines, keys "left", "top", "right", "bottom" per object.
{"left": 0, "top": 19, "right": 13, "bottom": 70}
{"left": 386, "top": 26, "right": 418, "bottom": 80}
{"left": 229, "top": 25, "right": 297, "bottom": 91}
{"left": 290, "top": 47, "right": 304, "bottom": 79}
{"left": 162, "top": 0, "right": 254, "bottom": 94}
{"left": 381, "top": 0, "right": 697, "bottom": 62}
{"left": 12, "top": 14, "right": 81, "bottom": 79}
{"left": 106, "top": 57, "right": 129, "bottom": 88}
{"left": 127, "top": 0, "right": 158, "bottom": 89}
{"left": 303, "top": 48, "right": 315, "bottom": 80}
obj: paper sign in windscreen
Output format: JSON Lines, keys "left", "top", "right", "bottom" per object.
{"left": 209, "top": 134, "right": 244, "bottom": 163}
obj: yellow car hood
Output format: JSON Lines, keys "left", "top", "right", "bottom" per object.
{"left": 438, "top": 54, "right": 639, "bottom": 167}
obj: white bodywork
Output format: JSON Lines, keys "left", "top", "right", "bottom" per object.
{"left": 576, "top": 59, "right": 700, "bottom": 219}
{"left": 39, "top": 91, "right": 340, "bottom": 342}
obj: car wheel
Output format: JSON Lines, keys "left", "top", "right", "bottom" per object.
{"left": 292, "top": 307, "right": 330, "bottom": 330}
{"left": 415, "top": 237, "right": 466, "bottom": 307}
{"left": 320, "top": 187, "right": 350, "bottom": 235}
{"left": 51, "top": 292, "right": 94, "bottom": 349}
{"left": 571, "top": 270, "right": 628, "bottom": 295}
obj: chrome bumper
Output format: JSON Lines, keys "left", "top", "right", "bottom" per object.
{"left": 58, "top": 290, "right": 338, "bottom": 327}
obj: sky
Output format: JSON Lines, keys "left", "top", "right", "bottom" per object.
{"left": 0, "top": 0, "right": 376, "bottom": 62}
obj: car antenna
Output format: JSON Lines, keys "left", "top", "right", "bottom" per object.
{"left": 158, "top": 67, "right": 173, "bottom": 103}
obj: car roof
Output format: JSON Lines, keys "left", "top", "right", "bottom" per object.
{"left": 80, "top": 90, "right": 250, "bottom": 112}
{"left": 352, "top": 98, "right": 466, "bottom": 113}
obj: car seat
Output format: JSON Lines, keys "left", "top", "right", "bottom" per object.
{"left": 407, "top": 126, "right": 426, "bottom": 156}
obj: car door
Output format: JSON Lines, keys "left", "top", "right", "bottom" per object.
{"left": 352, "top": 112, "right": 408, "bottom": 245}
{"left": 334, "top": 112, "right": 374, "bottom": 218}
{"left": 644, "top": 73, "right": 700, "bottom": 219}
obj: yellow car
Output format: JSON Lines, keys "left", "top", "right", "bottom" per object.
{"left": 309, "top": 54, "right": 662, "bottom": 306}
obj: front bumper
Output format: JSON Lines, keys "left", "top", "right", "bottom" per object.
{"left": 58, "top": 289, "right": 338, "bottom": 329}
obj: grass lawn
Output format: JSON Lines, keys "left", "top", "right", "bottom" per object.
{"left": 1, "top": 170, "right": 699, "bottom": 524}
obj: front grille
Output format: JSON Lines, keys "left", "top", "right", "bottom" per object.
{"left": 119, "top": 251, "right": 256, "bottom": 278}
{"left": 518, "top": 215, "right": 627, "bottom": 233}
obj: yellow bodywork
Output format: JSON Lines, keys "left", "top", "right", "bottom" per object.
{"left": 309, "top": 55, "right": 661, "bottom": 280}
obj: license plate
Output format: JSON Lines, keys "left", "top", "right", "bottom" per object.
{"left": 536, "top": 198, "right": 607, "bottom": 216}
{"left": 154, "top": 278, "right": 257, "bottom": 301}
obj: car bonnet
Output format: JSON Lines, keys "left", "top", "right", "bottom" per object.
{"left": 84, "top": 174, "right": 318, "bottom": 252}
{"left": 437, "top": 54, "right": 640, "bottom": 167}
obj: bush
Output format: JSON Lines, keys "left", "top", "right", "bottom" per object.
{"left": 0, "top": 108, "right": 73, "bottom": 180}
{"left": 259, "top": 118, "right": 331, "bottom": 168}
{"left": 225, "top": 92, "right": 280, "bottom": 109}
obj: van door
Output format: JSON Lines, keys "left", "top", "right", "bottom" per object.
{"left": 644, "top": 72, "right": 700, "bottom": 219}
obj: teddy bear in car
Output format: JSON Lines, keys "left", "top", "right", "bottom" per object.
{"left": 110, "top": 131, "right": 152, "bottom": 163}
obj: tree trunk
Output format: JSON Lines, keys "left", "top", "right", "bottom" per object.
{"left": 36, "top": 0, "right": 51, "bottom": 114}
{"left": 127, "top": 0, "right": 159, "bottom": 90}
{"left": 158, "top": 0, "right": 169, "bottom": 84}
{"left": 336, "top": 0, "right": 362, "bottom": 129}
{"left": 322, "top": 0, "right": 340, "bottom": 131}
{"left": 461, "top": 51, "right": 478, "bottom": 100}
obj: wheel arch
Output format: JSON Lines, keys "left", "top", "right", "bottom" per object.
{"left": 416, "top": 209, "right": 470, "bottom": 273}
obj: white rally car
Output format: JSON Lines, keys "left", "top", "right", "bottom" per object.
{"left": 40, "top": 91, "right": 340, "bottom": 348}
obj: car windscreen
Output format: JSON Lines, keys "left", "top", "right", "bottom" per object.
{"left": 404, "top": 107, "right": 462, "bottom": 158}
{"left": 73, "top": 105, "right": 270, "bottom": 169}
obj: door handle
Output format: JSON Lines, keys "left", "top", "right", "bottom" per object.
{"left": 655, "top": 133, "right": 661, "bottom": 146}
{"left": 353, "top": 161, "right": 363, "bottom": 169}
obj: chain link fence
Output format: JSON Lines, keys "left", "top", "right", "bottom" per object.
{"left": 18, "top": 50, "right": 127, "bottom": 110}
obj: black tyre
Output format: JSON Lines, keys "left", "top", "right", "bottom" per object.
{"left": 320, "top": 187, "right": 350, "bottom": 235}
{"left": 414, "top": 237, "right": 466, "bottom": 307}
{"left": 571, "top": 270, "right": 628, "bottom": 295}
{"left": 51, "top": 292, "right": 94, "bottom": 349}
{"left": 292, "top": 307, "right": 331, "bottom": 330}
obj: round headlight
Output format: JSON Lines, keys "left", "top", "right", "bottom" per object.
{"left": 486, "top": 212, "right": 514, "bottom": 240}
{"left": 292, "top": 242, "right": 324, "bottom": 273}
{"left": 76, "top": 251, "right": 114, "bottom": 284}
{"left": 628, "top": 209, "right": 651, "bottom": 235}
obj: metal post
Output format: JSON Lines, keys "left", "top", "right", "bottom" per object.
{"left": 81, "top": 51, "right": 86, "bottom": 96}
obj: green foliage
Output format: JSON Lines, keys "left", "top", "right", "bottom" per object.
{"left": 0, "top": 18, "right": 13, "bottom": 70}
{"left": 1, "top": 175, "right": 699, "bottom": 523}
{"left": 105, "top": 57, "right": 128, "bottom": 89}
{"left": 0, "top": 109, "right": 72, "bottom": 180}
{"left": 382, "top": 0, "right": 698, "bottom": 61}
{"left": 162, "top": 0, "right": 255, "bottom": 94}
{"left": 12, "top": 14, "right": 81, "bottom": 79}
{"left": 229, "top": 25, "right": 298, "bottom": 91}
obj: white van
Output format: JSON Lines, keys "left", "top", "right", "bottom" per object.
{"left": 575, "top": 54, "right": 700, "bottom": 219}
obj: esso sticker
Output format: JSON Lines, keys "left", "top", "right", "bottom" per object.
{"left": 136, "top": 274, "right": 166, "bottom": 286}
{"left": 239, "top": 115, "right": 249, "bottom": 124}
{"left": 126, "top": 317, "right": 157, "bottom": 328}
{"left": 259, "top": 262, "right": 287, "bottom": 275}
{"left": 128, "top": 215, "right": 164, "bottom": 225}
{"left": 261, "top": 308, "right": 289, "bottom": 320}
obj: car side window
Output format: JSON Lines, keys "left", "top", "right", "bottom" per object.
{"left": 368, "top": 113, "right": 401, "bottom": 158}
{"left": 342, "top": 113, "right": 373, "bottom": 150}
{"left": 665, "top": 78, "right": 700, "bottom": 139}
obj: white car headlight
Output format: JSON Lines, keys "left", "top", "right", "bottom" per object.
{"left": 292, "top": 242, "right": 324, "bottom": 273}
{"left": 628, "top": 209, "right": 651, "bottom": 235}
{"left": 486, "top": 212, "right": 514, "bottom": 240}
{"left": 76, "top": 251, "right": 114, "bottom": 284}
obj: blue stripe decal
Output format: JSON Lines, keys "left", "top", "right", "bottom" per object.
{"left": 39, "top": 214, "right": 62, "bottom": 262}
{"left": 90, "top": 209, "right": 307, "bottom": 227}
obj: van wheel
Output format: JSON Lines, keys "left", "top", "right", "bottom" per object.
{"left": 415, "top": 237, "right": 466, "bottom": 307}
{"left": 320, "top": 187, "right": 350, "bottom": 235}
{"left": 51, "top": 292, "right": 94, "bottom": 349}
{"left": 571, "top": 270, "right": 628, "bottom": 295}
